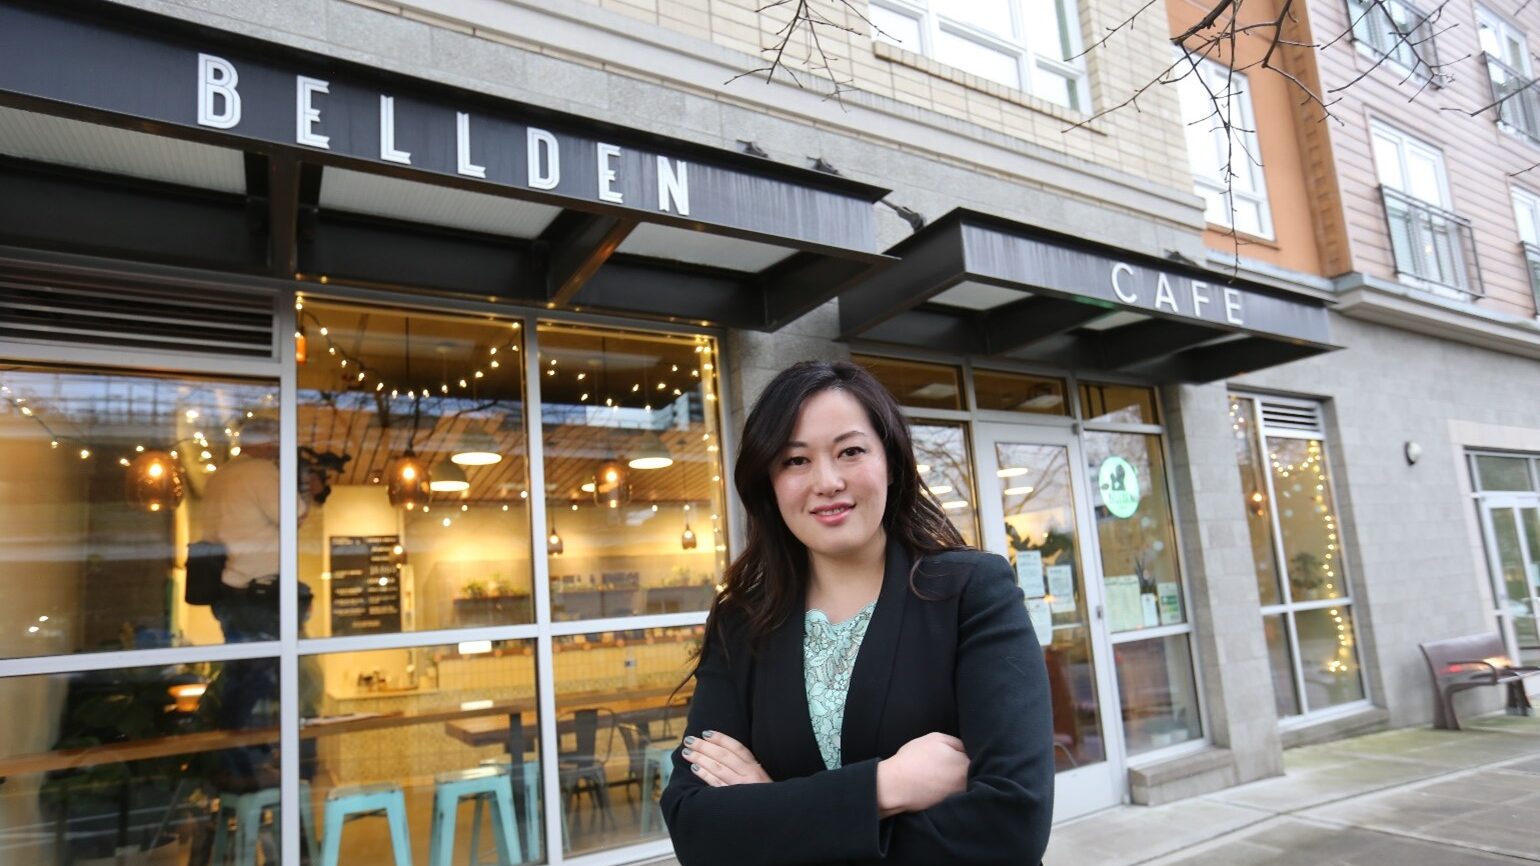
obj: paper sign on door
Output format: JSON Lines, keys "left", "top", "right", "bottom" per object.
{"left": 1046, "top": 564, "right": 1075, "bottom": 613}
{"left": 1025, "top": 597, "right": 1053, "bottom": 647}
{"left": 1015, "top": 550, "right": 1045, "bottom": 597}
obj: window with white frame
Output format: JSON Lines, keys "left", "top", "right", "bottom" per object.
{"left": 1371, "top": 122, "right": 1480, "bottom": 296}
{"left": 1479, "top": 6, "right": 1530, "bottom": 72}
{"left": 869, "top": 0, "right": 1088, "bottom": 111}
{"left": 1174, "top": 55, "right": 1273, "bottom": 239}
{"left": 1346, "top": 0, "right": 1441, "bottom": 80}
{"left": 1479, "top": 7, "right": 1540, "bottom": 144}
{"left": 1514, "top": 187, "right": 1540, "bottom": 312}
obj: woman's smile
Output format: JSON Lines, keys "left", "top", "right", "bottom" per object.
{"left": 811, "top": 502, "right": 855, "bottom": 525}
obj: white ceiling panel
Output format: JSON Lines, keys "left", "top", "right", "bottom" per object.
{"left": 320, "top": 166, "right": 561, "bottom": 239}
{"left": 929, "top": 280, "right": 1028, "bottom": 310}
{"left": 616, "top": 221, "right": 797, "bottom": 272}
{"left": 0, "top": 106, "right": 245, "bottom": 193}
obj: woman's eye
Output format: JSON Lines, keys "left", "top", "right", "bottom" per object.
{"left": 782, "top": 455, "right": 808, "bottom": 467}
{"left": 841, "top": 446, "right": 866, "bottom": 458}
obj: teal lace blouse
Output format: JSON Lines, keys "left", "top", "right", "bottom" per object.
{"left": 803, "top": 600, "right": 878, "bottom": 771}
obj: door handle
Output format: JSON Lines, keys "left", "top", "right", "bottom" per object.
{"left": 1094, "top": 604, "right": 1104, "bottom": 620}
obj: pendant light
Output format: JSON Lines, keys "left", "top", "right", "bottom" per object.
{"left": 547, "top": 503, "right": 565, "bottom": 555}
{"left": 628, "top": 430, "right": 673, "bottom": 470}
{"left": 451, "top": 428, "right": 503, "bottom": 466}
{"left": 126, "top": 450, "right": 184, "bottom": 513}
{"left": 388, "top": 449, "right": 431, "bottom": 510}
{"left": 429, "top": 459, "right": 470, "bottom": 492}
{"left": 680, "top": 504, "right": 698, "bottom": 550}
{"left": 593, "top": 458, "right": 630, "bottom": 508}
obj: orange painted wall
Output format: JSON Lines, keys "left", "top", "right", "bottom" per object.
{"left": 1167, "top": 0, "right": 1335, "bottom": 277}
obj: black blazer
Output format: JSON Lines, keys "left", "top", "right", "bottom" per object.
{"left": 661, "top": 541, "right": 1054, "bottom": 866}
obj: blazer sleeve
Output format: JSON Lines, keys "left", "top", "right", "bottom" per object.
{"left": 660, "top": 609, "right": 887, "bottom": 866}
{"left": 863, "top": 554, "right": 1055, "bottom": 866}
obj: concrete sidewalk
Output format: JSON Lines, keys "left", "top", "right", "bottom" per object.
{"left": 1048, "top": 713, "right": 1540, "bottom": 865}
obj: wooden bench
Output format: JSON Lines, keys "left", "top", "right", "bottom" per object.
{"left": 1419, "top": 633, "right": 1539, "bottom": 730}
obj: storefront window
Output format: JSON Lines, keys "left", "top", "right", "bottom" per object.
{"left": 852, "top": 355, "right": 964, "bottom": 411}
{"left": 0, "top": 366, "right": 277, "bottom": 659}
{"left": 537, "top": 324, "right": 727, "bottom": 622}
{"left": 0, "top": 659, "right": 281, "bottom": 864}
{"left": 1472, "top": 454, "right": 1537, "bottom": 492}
{"left": 912, "top": 422, "right": 979, "bottom": 546}
{"left": 972, "top": 370, "right": 1069, "bottom": 416}
{"left": 1113, "top": 635, "right": 1201, "bottom": 753}
{"left": 300, "top": 639, "right": 544, "bottom": 864}
{"left": 1083, "top": 431, "right": 1186, "bottom": 633}
{"left": 1231, "top": 393, "right": 1366, "bottom": 718}
{"left": 553, "top": 625, "right": 701, "bottom": 856}
{"left": 296, "top": 301, "right": 532, "bottom": 637}
{"left": 1078, "top": 382, "right": 1158, "bottom": 425}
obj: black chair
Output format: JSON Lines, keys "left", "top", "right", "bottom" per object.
{"left": 614, "top": 722, "right": 655, "bottom": 814}
{"left": 558, "top": 709, "right": 617, "bottom": 832}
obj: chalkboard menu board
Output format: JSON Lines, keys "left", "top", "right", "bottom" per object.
{"left": 330, "top": 535, "right": 402, "bottom": 636}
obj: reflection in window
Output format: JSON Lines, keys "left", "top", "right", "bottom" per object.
{"left": 301, "top": 640, "right": 544, "bottom": 864}
{"left": 852, "top": 355, "right": 964, "bottom": 411}
{"left": 0, "top": 659, "right": 281, "bottom": 864}
{"left": 553, "top": 626, "right": 702, "bottom": 855}
{"left": 1078, "top": 382, "right": 1158, "bottom": 424}
{"left": 1473, "top": 453, "right": 1537, "bottom": 492}
{"left": 1264, "top": 614, "right": 1300, "bottom": 716}
{"left": 911, "top": 422, "right": 979, "bottom": 546}
{"left": 538, "top": 324, "right": 727, "bottom": 622}
{"left": 1231, "top": 397, "right": 1282, "bottom": 605}
{"left": 296, "top": 301, "right": 532, "bottom": 637}
{"left": 1269, "top": 438, "right": 1344, "bottom": 603}
{"left": 972, "top": 369, "right": 1068, "bottom": 416}
{"left": 0, "top": 366, "right": 278, "bottom": 659}
{"left": 1113, "top": 635, "right": 1201, "bottom": 754}
{"left": 1295, "top": 606, "right": 1366, "bottom": 710}
{"left": 1083, "top": 431, "right": 1186, "bottom": 633}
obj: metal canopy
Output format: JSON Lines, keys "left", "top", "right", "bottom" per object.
{"left": 0, "top": 0, "right": 893, "bottom": 331}
{"left": 841, "top": 209, "right": 1338, "bottom": 383}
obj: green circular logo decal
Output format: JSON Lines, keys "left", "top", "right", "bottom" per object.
{"left": 1098, "top": 456, "right": 1141, "bottom": 519}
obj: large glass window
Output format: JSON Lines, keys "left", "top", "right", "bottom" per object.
{"left": 912, "top": 422, "right": 980, "bottom": 546}
{"left": 295, "top": 301, "right": 533, "bottom": 637}
{"left": 537, "top": 324, "right": 728, "bottom": 621}
{"left": 1230, "top": 395, "right": 1368, "bottom": 718}
{"left": 869, "top": 0, "right": 1089, "bottom": 111}
{"left": 852, "top": 355, "right": 963, "bottom": 411}
{"left": 0, "top": 366, "right": 278, "bottom": 658}
{"left": 973, "top": 369, "right": 1069, "bottom": 416}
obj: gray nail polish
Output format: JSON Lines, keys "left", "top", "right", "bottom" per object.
{"left": 702, "top": 729, "right": 716, "bottom": 738}
{"left": 682, "top": 747, "right": 694, "bottom": 758}
{"left": 683, "top": 735, "right": 697, "bottom": 745}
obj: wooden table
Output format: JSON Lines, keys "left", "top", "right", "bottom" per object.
{"left": 444, "top": 685, "right": 692, "bottom": 749}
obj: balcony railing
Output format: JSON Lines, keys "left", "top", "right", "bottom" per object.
{"left": 1485, "top": 53, "right": 1540, "bottom": 147}
{"left": 1380, "top": 187, "right": 1483, "bottom": 297}
{"left": 1523, "top": 242, "right": 1540, "bottom": 313}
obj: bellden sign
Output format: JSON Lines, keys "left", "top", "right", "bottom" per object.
{"left": 0, "top": 1, "right": 883, "bottom": 254}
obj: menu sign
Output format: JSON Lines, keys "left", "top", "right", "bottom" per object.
{"left": 330, "top": 535, "right": 402, "bottom": 636}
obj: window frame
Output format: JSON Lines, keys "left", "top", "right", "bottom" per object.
{"left": 1230, "top": 393, "right": 1373, "bottom": 724}
{"left": 1478, "top": 5, "right": 1532, "bottom": 74}
{"left": 870, "top": 0, "right": 1090, "bottom": 112}
{"left": 1173, "top": 53, "right": 1275, "bottom": 240}
{"left": 1345, "top": 0, "right": 1443, "bottom": 83}
{"left": 1370, "top": 121, "right": 1481, "bottom": 298}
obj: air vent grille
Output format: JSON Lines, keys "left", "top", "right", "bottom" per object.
{"left": 0, "top": 273, "right": 275, "bottom": 358}
{"left": 1260, "top": 400, "right": 1323, "bottom": 435}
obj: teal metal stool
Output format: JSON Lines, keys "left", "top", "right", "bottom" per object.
{"left": 639, "top": 744, "right": 676, "bottom": 834}
{"left": 478, "top": 756, "right": 545, "bottom": 859}
{"left": 320, "top": 781, "right": 413, "bottom": 866}
{"left": 430, "top": 767, "right": 522, "bottom": 866}
{"left": 211, "top": 782, "right": 320, "bottom": 866}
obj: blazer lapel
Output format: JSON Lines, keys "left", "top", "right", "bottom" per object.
{"left": 839, "top": 538, "right": 911, "bottom": 765}
{"left": 757, "top": 602, "right": 824, "bottom": 776}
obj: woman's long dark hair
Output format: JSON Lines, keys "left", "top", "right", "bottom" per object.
{"left": 692, "top": 360, "right": 968, "bottom": 672}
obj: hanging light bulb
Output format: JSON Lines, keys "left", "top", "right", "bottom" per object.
{"left": 593, "top": 458, "right": 630, "bottom": 508}
{"left": 450, "top": 429, "right": 503, "bottom": 466}
{"left": 125, "top": 450, "right": 184, "bottom": 513}
{"left": 681, "top": 508, "right": 698, "bottom": 550}
{"left": 547, "top": 506, "right": 565, "bottom": 555}
{"left": 429, "top": 460, "right": 470, "bottom": 493}
{"left": 387, "top": 450, "right": 431, "bottom": 510}
{"left": 294, "top": 329, "right": 308, "bottom": 365}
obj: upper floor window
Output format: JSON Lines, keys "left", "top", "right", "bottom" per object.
{"left": 1174, "top": 56, "right": 1273, "bottom": 239}
{"left": 1513, "top": 186, "right": 1540, "bottom": 313}
{"left": 1479, "top": 8, "right": 1540, "bottom": 146}
{"left": 1371, "top": 122, "right": 1481, "bottom": 298}
{"left": 870, "top": 0, "right": 1088, "bottom": 111}
{"left": 1346, "top": 0, "right": 1441, "bottom": 80}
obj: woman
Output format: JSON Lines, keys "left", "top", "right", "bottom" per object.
{"left": 661, "top": 361, "right": 1054, "bottom": 866}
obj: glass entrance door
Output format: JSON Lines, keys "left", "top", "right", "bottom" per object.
{"left": 973, "top": 423, "right": 1123, "bottom": 820}
{"left": 1481, "top": 502, "right": 1540, "bottom": 666}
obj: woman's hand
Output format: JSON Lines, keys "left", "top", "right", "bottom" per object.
{"left": 683, "top": 730, "right": 772, "bottom": 787}
{"left": 876, "top": 732, "right": 969, "bottom": 817}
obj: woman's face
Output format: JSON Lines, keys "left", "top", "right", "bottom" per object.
{"left": 770, "top": 388, "right": 889, "bottom": 563}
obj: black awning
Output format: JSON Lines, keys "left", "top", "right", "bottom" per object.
{"left": 840, "top": 209, "right": 1337, "bottom": 383}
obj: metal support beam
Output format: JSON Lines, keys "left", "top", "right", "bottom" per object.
{"left": 542, "top": 212, "right": 637, "bottom": 306}
{"left": 762, "top": 252, "right": 882, "bottom": 330}
{"left": 1141, "top": 336, "right": 1323, "bottom": 383}
{"left": 266, "top": 154, "right": 301, "bottom": 278}
{"left": 839, "top": 227, "right": 964, "bottom": 338}
{"left": 856, "top": 307, "right": 977, "bottom": 354}
{"left": 979, "top": 296, "right": 1112, "bottom": 355}
{"left": 581, "top": 255, "right": 762, "bottom": 329}
{"left": 309, "top": 212, "right": 539, "bottom": 299}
